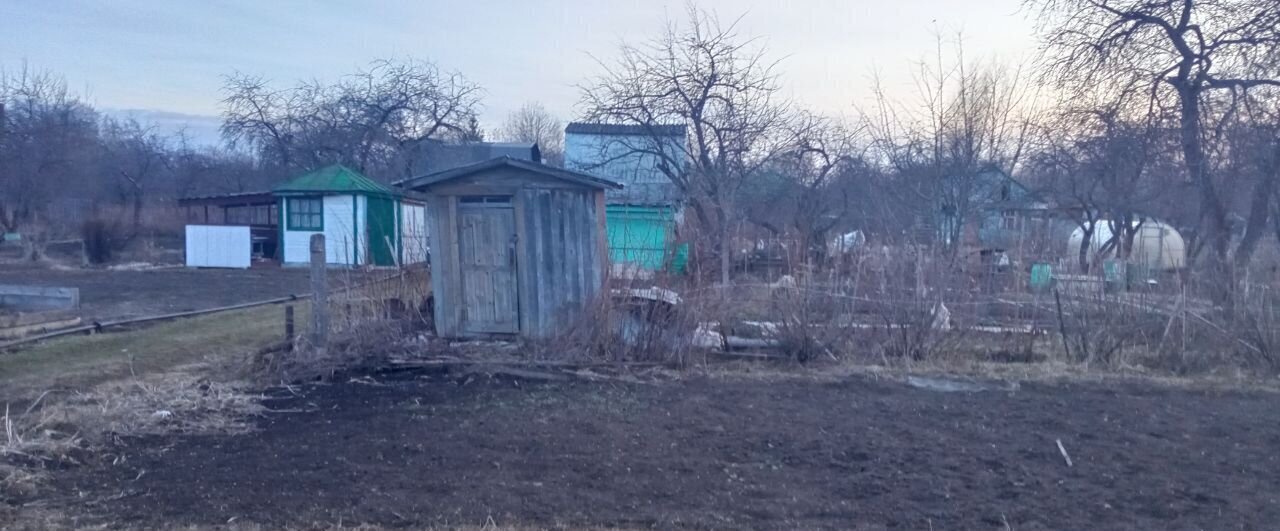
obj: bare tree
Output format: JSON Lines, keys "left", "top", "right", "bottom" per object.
{"left": 865, "top": 36, "right": 1039, "bottom": 258}
{"left": 497, "top": 102, "right": 564, "bottom": 166}
{"left": 221, "top": 58, "right": 483, "bottom": 180}
{"left": 579, "top": 6, "right": 792, "bottom": 283}
{"left": 1028, "top": 0, "right": 1280, "bottom": 283}
{"left": 99, "top": 118, "right": 171, "bottom": 235}
{"left": 741, "top": 113, "right": 871, "bottom": 264}
{"left": 1028, "top": 94, "right": 1177, "bottom": 270}
{"left": 1219, "top": 88, "right": 1280, "bottom": 266}
{"left": 0, "top": 66, "right": 98, "bottom": 259}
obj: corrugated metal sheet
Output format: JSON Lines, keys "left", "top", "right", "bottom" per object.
{"left": 274, "top": 164, "right": 399, "bottom": 197}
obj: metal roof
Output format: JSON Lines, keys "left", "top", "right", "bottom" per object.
{"left": 395, "top": 157, "right": 623, "bottom": 191}
{"left": 408, "top": 141, "right": 541, "bottom": 176}
{"left": 565, "top": 122, "right": 686, "bottom": 137}
{"left": 177, "top": 190, "right": 275, "bottom": 205}
{"left": 273, "top": 164, "right": 400, "bottom": 197}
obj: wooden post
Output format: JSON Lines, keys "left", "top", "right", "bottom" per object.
{"left": 284, "top": 304, "right": 295, "bottom": 351}
{"left": 310, "top": 234, "right": 329, "bottom": 352}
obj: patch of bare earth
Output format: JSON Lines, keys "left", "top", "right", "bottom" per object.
{"left": 1, "top": 367, "right": 264, "bottom": 529}
{"left": 16, "top": 366, "right": 1280, "bottom": 530}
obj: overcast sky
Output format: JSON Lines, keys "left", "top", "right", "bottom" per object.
{"left": 0, "top": 0, "right": 1038, "bottom": 144}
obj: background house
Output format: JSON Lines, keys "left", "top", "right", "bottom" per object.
{"left": 274, "top": 165, "right": 426, "bottom": 267}
{"left": 935, "top": 167, "right": 1067, "bottom": 264}
{"left": 564, "top": 123, "right": 688, "bottom": 275}
{"left": 408, "top": 141, "right": 541, "bottom": 176}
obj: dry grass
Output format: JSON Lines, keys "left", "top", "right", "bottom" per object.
{"left": 0, "top": 511, "right": 640, "bottom": 531}
{"left": 0, "top": 302, "right": 309, "bottom": 401}
{"left": 1, "top": 366, "right": 264, "bottom": 506}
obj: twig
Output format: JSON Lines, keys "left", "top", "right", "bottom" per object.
{"left": 21, "top": 390, "right": 53, "bottom": 417}
{"left": 1053, "top": 289, "right": 1073, "bottom": 361}
{"left": 1056, "top": 438, "right": 1073, "bottom": 467}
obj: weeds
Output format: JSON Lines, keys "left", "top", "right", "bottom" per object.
{"left": 1, "top": 369, "right": 264, "bottom": 503}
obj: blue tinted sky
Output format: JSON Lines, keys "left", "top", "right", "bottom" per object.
{"left": 1, "top": 0, "right": 1035, "bottom": 144}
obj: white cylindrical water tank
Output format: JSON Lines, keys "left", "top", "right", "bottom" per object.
{"left": 1068, "top": 220, "right": 1186, "bottom": 270}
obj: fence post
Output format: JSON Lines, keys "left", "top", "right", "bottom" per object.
{"left": 284, "top": 304, "right": 295, "bottom": 351}
{"left": 310, "top": 234, "right": 329, "bottom": 353}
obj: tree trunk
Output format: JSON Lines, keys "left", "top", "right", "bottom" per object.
{"left": 718, "top": 209, "right": 731, "bottom": 286}
{"left": 1178, "top": 85, "right": 1232, "bottom": 304}
{"left": 132, "top": 191, "right": 144, "bottom": 234}
{"left": 1235, "top": 148, "right": 1279, "bottom": 267}
{"left": 1077, "top": 225, "right": 1094, "bottom": 272}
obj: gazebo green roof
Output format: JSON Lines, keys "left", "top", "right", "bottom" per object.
{"left": 273, "top": 164, "right": 399, "bottom": 197}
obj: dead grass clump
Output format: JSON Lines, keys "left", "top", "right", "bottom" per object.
{"left": 533, "top": 284, "right": 705, "bottom": 366}
{"left": 1, "top": 371, "right": 264, "bottom": 502}
{"left": 53, "top": 375, "right": 264, "bottom": 439}
{"left": 257, "top": 266, "right": 432, "bottom": 383}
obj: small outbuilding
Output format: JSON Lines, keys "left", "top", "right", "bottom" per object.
{"left": 396, "top": 157, "right": 622, "bottom": 338}
{"left": 275, "top": 165, "right": 427, "bottom": 267}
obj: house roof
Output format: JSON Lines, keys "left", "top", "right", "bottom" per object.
{"left": 565, "top": 122, "right": 686, "bottom": 137}
{"left": 407, "top": 141, "right": 541, "bottom": 176}
{"left": 395, "top": 157, "right": 624, "bottom": 191}
{"left": 273, "top": 164, "right": 400, "bottom": 197}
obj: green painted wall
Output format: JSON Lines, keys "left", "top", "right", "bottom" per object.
{"left": 605, "top": 205, "right": 683, "bottom": 273}
{"left": 366, "top": 195, "right": 397, "bottom": 266}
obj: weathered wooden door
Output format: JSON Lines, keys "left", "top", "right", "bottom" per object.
{"left": 457, "top": 198, "right": 519, "bottom": 334}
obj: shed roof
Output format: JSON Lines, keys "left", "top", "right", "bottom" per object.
{"left": 565, "top": 122, "right": 686, "bottom": 137}
{"left": 273, "top": 164, "right": 399, "bottom": 197}
{"left": 396, "top": 157, "right": 624, "bottom": 191}
{"left": 178, "top": 190, "right": 276, "bottom": 206}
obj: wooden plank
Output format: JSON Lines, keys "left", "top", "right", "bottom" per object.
{"left": 448, "top": 196, "right": 463, "bottom": 333}
{"left": 522, "top": 189, "right": 541, "bottom": 336}
{"left": 544, "top": 190, "right": 559, "bottom": 335}
{"left": 309, "top": 234, "right": 329, "bottom": 353}
{"left": 425, "top": 196, "right": 450, "bottom": 336}
{"left": 537, "top": 189, "right": 552, "bottom": 335}
{"left": 513, "top": 192, "right": 531, "bottom": 335}
{"left": 595, "top": 190, "right": 608, "bottom": 287}
{"left": 566, "top": 191, "right": 583, "bottom": 306}
{"left": 574, "top": 192, "right": 588, "bottom": 303}
{"left": 586, "top": 191, "right": 603, "bottom": 294}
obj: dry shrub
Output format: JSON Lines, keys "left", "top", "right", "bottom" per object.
{"left": 1145, "top": 282, "right": 1280, "bottom": 375}
{"left": 538, "top": 279, "right": 705, "bottom": 366}
{"left": 79, "top": 217, "right": 129, "bottom": 264}
{"left": 1043, "top": 290, "right": 1163, "bottom": 369}
{"left": 759, "top": 281, "right": 858, "bottom": 362}
{"left": 259, "top": 266, "right": 432, "bottom": 383}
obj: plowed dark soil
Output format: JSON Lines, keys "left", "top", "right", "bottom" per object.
{"left": 46, "top": 370, "right": 1280, "bottom": 529}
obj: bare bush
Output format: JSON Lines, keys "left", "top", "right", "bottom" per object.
{"left": 79, "top": 218, "right": 129, "bottom": 264}
{"left": 259, "top": 265, "right": 433, "bottom": 383}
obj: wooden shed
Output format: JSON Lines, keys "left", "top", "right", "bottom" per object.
{"left": 397, "top": 157, "right": 622, "bottom": 338}
{"left": 274, "top": 165, "right": 428, "bottom": 267}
